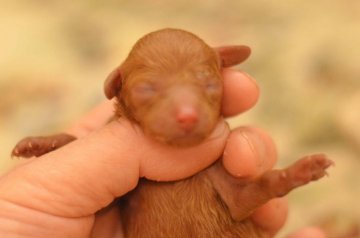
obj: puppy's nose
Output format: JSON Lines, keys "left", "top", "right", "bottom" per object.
{"left": 176, "top": 106, "right": 199, "bottom": 132}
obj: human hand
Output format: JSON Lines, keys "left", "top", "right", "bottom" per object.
{"left": 0, "top": 69, "right": 324, "bottom": 237}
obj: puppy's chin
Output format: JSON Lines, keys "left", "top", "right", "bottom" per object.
{"left": 148, "top": 131, "right": 210, "bottom": 147}
{"left": 166, "top": 135, "right": 207, "bottom": 147}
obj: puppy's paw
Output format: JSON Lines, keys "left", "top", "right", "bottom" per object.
{"left": 286, "top": 154, "right": 333, "bottom": 186}
{"left": 11, "top": 133, "right": 76, "bottom": 158}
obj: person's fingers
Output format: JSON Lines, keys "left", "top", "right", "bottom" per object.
{"left": 222, "top": 69, "right": 259, "bottom": 117}
{"left": 66, "top": 99, "right": 115, "bottom": 138}
{"left": 0, "top": 197, "right": 94, "bottom": 237}
{"left": 286, "top": 227, "right": 326, "bottom": 238}
{"left": 222, "top": 126, "right": 289, "bottom": 235}
{"left": 250, "top": 197, "right": 289, "bottom": 236}
{"left": 0, "top": 118, "right": 229, "bottom": 218}
{"left": 222, "top": 126, "right": 277, "bottom": 178}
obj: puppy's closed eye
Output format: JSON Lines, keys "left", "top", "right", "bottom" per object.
{"left": 131, "top": 82, "right": 159, "bottom": 105}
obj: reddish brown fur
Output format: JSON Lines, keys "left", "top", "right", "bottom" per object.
{"left": 120, "top": 169, "right": 264, "bottom": 238}
{"left": 12, "top": 29, "right": 332, "bottom": 238}
{"left": 111, "top": 29, "right": 224, "bottom": 146}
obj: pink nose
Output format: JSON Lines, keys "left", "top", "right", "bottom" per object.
{"left": 176, "top": 106, "right": 199, "bottom": 132}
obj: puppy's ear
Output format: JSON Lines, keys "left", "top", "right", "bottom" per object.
{"left": 104, "top": 66, "right": 123, "bottom": 99}
{"left": 214, "top": 45, "right": 251, "bottom": 67}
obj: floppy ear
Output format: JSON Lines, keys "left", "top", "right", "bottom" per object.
{"left": 104, "top": 66, "right": 123, "bottom": 99}
{"left": 214, "top": 45, "right": 251, "bottom": 67}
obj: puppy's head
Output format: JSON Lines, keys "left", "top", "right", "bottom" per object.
{"left": 104, "top": 29, "right": 250, "bottom": 146}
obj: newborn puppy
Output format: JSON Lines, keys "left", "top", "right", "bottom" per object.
{"left": 12, "top": 29, "right": 333, "bottom": 238}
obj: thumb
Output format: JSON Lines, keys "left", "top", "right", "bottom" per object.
{"left": 0, "top": 118, "right": 229, "bottom": 218}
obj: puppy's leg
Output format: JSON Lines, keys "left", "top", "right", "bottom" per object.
{"left": 207, "top": 154, "right": 333, "bottom": 221}
{"left": 11, "top": 133, "right": 76, "bottom": 158}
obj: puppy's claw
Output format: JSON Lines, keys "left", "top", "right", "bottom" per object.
{"left": 51, "top": 140, "right": 57, "bottom": 148}
{"left": 11, "top": 148, "right": 19, "bottom": 158}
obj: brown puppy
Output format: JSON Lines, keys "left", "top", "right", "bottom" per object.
{"left": 12, "top": 29, "right": 332, "bottom": 238}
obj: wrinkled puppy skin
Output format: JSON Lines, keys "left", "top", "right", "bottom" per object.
{"left": 11, "top": 29, "right": 333, "bottom": 238}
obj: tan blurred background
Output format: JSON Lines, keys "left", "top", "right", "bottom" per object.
{"left": 0, "top": 0, "right": 359, "bottom": 236}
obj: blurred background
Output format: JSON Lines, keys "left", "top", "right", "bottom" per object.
{"left": 0, "top": 0, "right": 359, "bottom": 236}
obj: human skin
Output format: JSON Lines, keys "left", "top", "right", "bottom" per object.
{"left": 0, "top": 69, "right": 325, "bottom": 238}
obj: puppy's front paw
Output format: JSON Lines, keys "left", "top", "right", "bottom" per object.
{"left": 11, "top": 133, "right": 76, "bottom": 158}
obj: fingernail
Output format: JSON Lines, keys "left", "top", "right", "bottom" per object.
{"left": 241, "top": 72, "right": 259, "bottom": 90}
{"left": 240, "top": 129, "right": 266, "bottom": 169}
